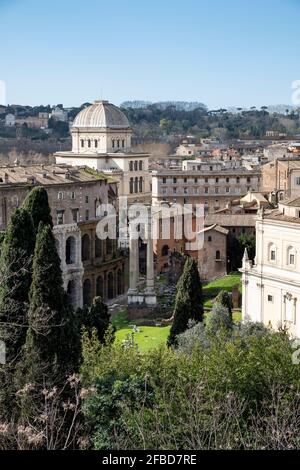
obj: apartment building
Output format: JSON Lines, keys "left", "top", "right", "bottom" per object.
{"left": 152, "top": 168, "right": 260, "bottom": 212}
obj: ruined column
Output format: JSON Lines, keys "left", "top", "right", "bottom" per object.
{"left": 145, "top": 208, "right": 157, "bottom": 306}
{"left": 128, "top": 222, "right": 138, "bottom": 292}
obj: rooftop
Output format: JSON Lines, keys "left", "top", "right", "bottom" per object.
{"left": 279, "top": 196, "right": 300, "bottom": 207}
{"left": 263, "top": 209, "right": 300, "bottom": 225}
{"left": 205, "top": 213, "right": 257, "bottom": 227}
{"left": 0, "top": 164, "right": 114, "bottom": 187}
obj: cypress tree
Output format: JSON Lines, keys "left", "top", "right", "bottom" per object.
{"left": 167, "top": 257, "right": 203, "bottom": 347}
{"left": 22, "top": 186, "right": 53, "bottom": 233}
{"left": 82, "top": 296, "right": 112, "bottom": 343}
{"left": 215, "top": 290, "right": 233, "bottom": 320}
{"left": 0, "top": 208, "right": 35, "bottom": 360}
{"left": 25, "top": 223, "right": 81, "bottom": 382}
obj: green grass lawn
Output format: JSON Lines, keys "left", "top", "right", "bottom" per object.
{"left": 115, "top": 325, "right": 170, "bottom": 353}
{"left": 112, "top": 273, "right": 242, "bottom": 353}
{"left": 112, "top": 310, "right": 170, "bottom": 353}
{"left": 203, "top": 272, "right": 241, "bottom": 308}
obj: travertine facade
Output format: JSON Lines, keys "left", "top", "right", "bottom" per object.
{"left": 0, "top": 163, "right": 125, "bottom": 308}
{"left": 241, "top": 198, "right": 300, "bottom": 337}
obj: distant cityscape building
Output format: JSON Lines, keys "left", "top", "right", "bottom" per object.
{"left": 50, "top": 106, "right": 68, "bottom": 122}
{"left": 5, "top": 113, "right": 15, "bottom": 127}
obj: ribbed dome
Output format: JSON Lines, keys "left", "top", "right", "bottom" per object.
{"left": 72, "top": 100, "right": 130, "bottom": 129}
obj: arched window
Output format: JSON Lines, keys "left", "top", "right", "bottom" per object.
{"left": 268, "top": 243, "right": 277, "bottom": 262}
{"left": 80, "top": 139, "right": 84, "bottom": 148}
{"left": 67, "top": 280, "right": 77, "bottom": 307}
{"left": 94, "top": 139, "right": 98, "bottom": 148}
{"left": 95, "top": 236, "right": 102, "bottom": 258}
{"left": 129, "top": 161, "right": 133, "bottom": 171}
{"left": 81, "top": 234, "right": 90, "bottom": 261}
{"left": 117, "top": 139, "right": 120, "bottom": 148}
{"left": 106, "top": 237, "right": 113, "bottom": 255}
{"left": 117, "top": 269, "right": 123, "bottom": 295}
{"left": 162, "top": 245, "right": 169, "bottom": 256}
{"left": 66, "top": 236, "right": 76, "bottom": 265}
{"left": 122, "top": 139, "right": 125, "bottom": 148}
{"left": 107, "top": 272, "right": 114, "bottom": 299}
{"left": 139, "top": 160, "right": 143, "bottom": 170}
{"left": 129, "top": 178, "right": 134, "bottom": 194}
{"left": 134, "top": 161, "right": 138, "bottom": 171}
{"left": 96, "top": 276, "right": 104, "bottom": 298}
{"left": 215, "top": 250, "right": 221, "bottom": 260}
{"left": 134, "top": 177, "right": 138, "bottom": 193}
{"left": 83, "top": 279, "right": 92, "bottom": 306}
{"left": 139, "top": 176, "right": 143, "bottom": 192}
{"left": 112, "top": 139, "right": 115, "bottom": 148}
{"left": 287, "top": 246, "right": 296, "bottom": 266}
{"left": 88, "top": 139, "right": 91, "bottom": 148}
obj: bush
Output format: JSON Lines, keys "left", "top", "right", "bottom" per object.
{"left": 81, "top": 325, "right": 300, "bottom": 450}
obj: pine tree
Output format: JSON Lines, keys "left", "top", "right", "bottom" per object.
{"left": 167, "top": 257, "right": 203, "bottom": 347}
{"left": 216, "top": 290, "right": 233, "bottom": 319}
{"left": 0, "top": 208, "right": 35, "bottom": 360}
{"left": 22, "top": 186, "right": 53, "bottom": 233}
{"left": 25, "top": 223, "right": 81, "bottom": 382}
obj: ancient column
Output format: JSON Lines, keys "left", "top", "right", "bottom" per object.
{"left": 145, "top": 208, "right": 157, "bottom": 306}
{"left": 146, "top": 237, "right": 154, "bottom": 292}
{"left": 128, "top": 222, "right": 138, "bottom": 292}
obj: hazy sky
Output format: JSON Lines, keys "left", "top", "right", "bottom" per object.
{"left": 1, "top": 0, "right": 300, "bottom": 108}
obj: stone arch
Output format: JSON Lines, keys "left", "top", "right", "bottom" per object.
{"left": 81, "top": 234, "right": 90, "bottom": 261}
{"left": 66, "top": 236, "right": 76, "bottom": 265}
{"left": 107, "top": 272, "right": 114, "bottom": 300}
{"left": 83, "top": 279, "right": 92, "bottom": 306}
{"left": 96, "top": 275, "right": 104, "bottom": 298}
{"left": 95, "top": 236, "right": 102, "bottom": 258}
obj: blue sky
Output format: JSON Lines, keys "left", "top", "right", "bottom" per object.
{"left": 0, "top": 0, "right": 300, "bottom": 108}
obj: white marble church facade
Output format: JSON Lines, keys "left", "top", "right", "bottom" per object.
{"left": 241, "top": 198, "right": 300, "bottom": 338}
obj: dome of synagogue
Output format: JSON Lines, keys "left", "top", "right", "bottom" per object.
{"left": 72, "top": 100, "right": 130, "bottom": 129}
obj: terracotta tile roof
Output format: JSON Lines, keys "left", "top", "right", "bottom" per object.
{"left": 0, "top": 164, "right": 111, "bottom": 186}
{"left": 205, "top": 214, "right": 257, "bottom": 227}
{"left": 280, "top": 197, "right": 300, "bottom": 207}
{"left": 263, "top": 209, "right": 300, "bottom": 224}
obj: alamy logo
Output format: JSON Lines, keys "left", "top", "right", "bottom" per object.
{"left": 0, "top": 340, "right": 6, "bottom": 365}
{"left": 0, "top": 80, "right": 6, "bottom": 106}
{"left": 291, "top": 339, "right": 300, "bottom": 365}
